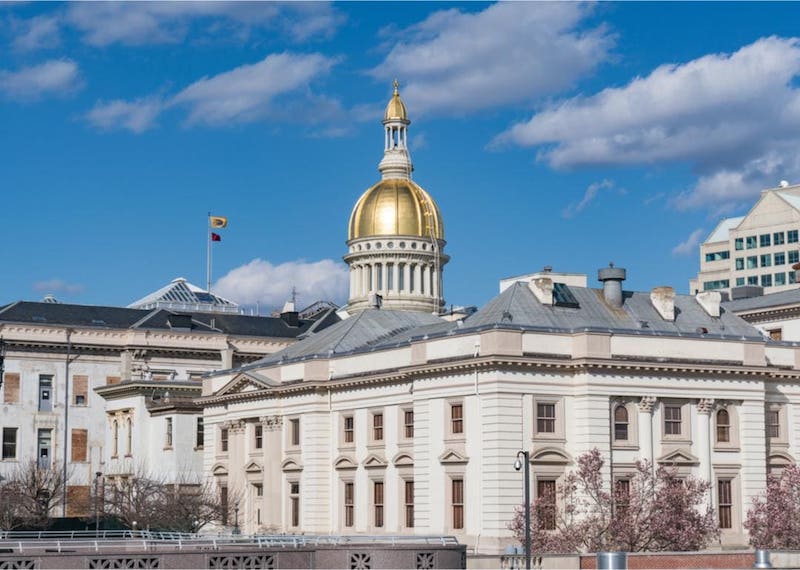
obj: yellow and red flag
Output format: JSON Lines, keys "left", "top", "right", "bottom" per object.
{"left": 210, "top": 216, "right": 228, "bottom": 228}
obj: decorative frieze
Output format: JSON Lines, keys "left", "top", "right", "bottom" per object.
{"left": 260, "top": 415, "right": 283, "bottom": 431}
{"left": 638, "top": 395, "right": 657, "bottom": 413}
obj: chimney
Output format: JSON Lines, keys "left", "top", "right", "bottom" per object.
{"left": 528, "top": 277, "right": 554, "bottom": 305}
{"left": 369, "top": 293, "right": 383, "bottom": 309}
{"left": 651, "top": 286, "right": 675, "bottom": 321}
{"left": 598, "top": 263, "right": 626, "bottom": 307}
{"left": 695, "top": 291, "right": 721, "bottom": 317}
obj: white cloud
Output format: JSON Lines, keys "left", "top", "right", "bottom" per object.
{"left": 498, "top": 37, "right": 800, "bottom": 210}
{"left": 671, "top": 228, "right": 705, "bottom": 257}
{"left": 11, "top": 15, "right": 60, "bottom": 51}
{"left": 85, "top": 52, "right": 339, "bottom": 132}
{"left": 371, "top": 3, "right": 613, "bottom": 116}
{"left": 0, "top": 59, "right": 81, "bottom": 100}
{"left": 562, "top": 179, "right": 615, "bottom": 218}
{"left": 86, "top": 97, "right": 163, "bottom": 133}
{"left": 65, "top": 2, "right": 343, "bottom": 47}
{"left": 32, "top": 279, "right": 85, "bottom": 296}
{"left": 213, "top": 258, "right": 349, "bottom": 311}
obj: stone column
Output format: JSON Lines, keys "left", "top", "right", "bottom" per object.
{"left": 403, "top": 263, "right": 411, "bottom": 294}
{"left": 381, "top": 262, "right": 388, "bottom": 293}
{"left": 638, "top": 396, "right": 657, "bottom": 465}
{"left": 371, "top": 264, "right": 379, "bottom": 294}
{"left": 260, "top": 415, "right": 283, "bottom": 530}
{"left": 392, "top": 263, "right": 399, "bottom": 294}
{"left": 697, "top": 398, "right": 714, "bottom": 497}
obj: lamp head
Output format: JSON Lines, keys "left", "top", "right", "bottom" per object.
{"left": 514, "top": 458, "right": 522, "bottom": 471}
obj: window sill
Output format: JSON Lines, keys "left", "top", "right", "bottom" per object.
{"left": 532, "top": 435, "right": 565, "bottom": 443}
{"left": 768, "top": 440, "right": 789, "bottom": 448}
{"left": 194, "top": 446, "right": 204, "bottom": 451}
{"left": 445, "top": 436, "right": 466, "bottom": 445}
{"left": 163, "top": 447, "right": 173, "bottom": 451}
{"left": 612, "top": 443, "right": 639, "bottom": 451}
{"left": 124, "top": 454, "right": 133, "bottom": 458}
{"left": 713, "top": 445, "right": 740, "bottom": 453}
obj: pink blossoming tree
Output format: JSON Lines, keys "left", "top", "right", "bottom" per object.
{"left": 744, "top": 464, "right": 800, "bottom": 549}
{"left": 508, "top": 448, "right": 718, "bottom": 553}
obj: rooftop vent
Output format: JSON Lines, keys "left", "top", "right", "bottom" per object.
{"left": 730, "top": 285, "right": 764, "bottom": 300}
{"left": 528, "top": 277, "right": 554, "bottom": 305}
{"left": 651, "top": 286, "right": 676, "bottom": 321}
{"left": 598, "top": 263, "right": 626, "bottom": 308}
{"left": 695, "top": 290, "right": 721, "bottom": 317}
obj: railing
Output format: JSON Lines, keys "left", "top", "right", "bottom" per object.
{"left": 0, "top": 532, "right": 460, "bottom": 555}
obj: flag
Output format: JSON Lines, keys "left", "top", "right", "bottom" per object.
{"left": 210, "top": 216, "right": 228, "bottom": 228}
{"left": 211, "top": 232, "right": 221, "bottom": 242}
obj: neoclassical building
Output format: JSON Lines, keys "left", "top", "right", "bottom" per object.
{"left": 200, "top": 88, "right": 800, "bottom": 553}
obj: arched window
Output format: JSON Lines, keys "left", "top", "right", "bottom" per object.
{"left": 126, "top": 418, "right": 133, "bottom": 456}
{"left": 112, "top": 420, "right": 119, "bottom": 457}
{"left": 614, "top": 405, "right": 629, "bottom": 441}
{"left": 716, "top": 409, "right": 730, "bottom": 443}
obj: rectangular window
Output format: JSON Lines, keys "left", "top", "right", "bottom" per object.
{"left": 760, "top": 234, "right": 771, "bottom": 247}
{"left": 373, "top": 413, "right": 384, "bottom": 441}
{"left": 734, "top": 237, "right": 744, "bottom": 250}
{"left": 767, "top": 409, "right": 780, "bottom": 439}
{"left": 220, "top": 427, "right": 229, "bottom": 452}
{"left": 735, "top": 277, "right": 745, "bottom": 286}
{"left": 343, "top": 416, "right": 354, "bottom": 444}
{"left": 716, "top": 409, "right": 731, "bottom": 443}
{"left": 196, "top": 417, "right": 204, "bottom": 448}
{"left": 735, "top": 258, "right": 744, "bottom": 270}
{"left": 718, "top": 479, "right": 733, "bottom": 529}
{"left": 746, "top": 236, "right": 757, "bottom": 249}
{"left": 254, "top": 483, "right": 263, "bottom": 497}
{"left": 789, "top": 230, "right": 799, "bottom": 244}
{"left": 72, "top": 375, "right": 88, "bottom": 406}
{"left": 768, "top": 328, "right": 783, "bottom": 341}
{"left": 664, "top": 405, "right": 682, "bottom": 436}
{"left": 761, "top": 274, "right": 773, "bottom": 287}
{"left": 615, "top": 479, "right": 631, "bottom": 516}
{"left": 405, "top": 480, "right": 414, "bottom": 528}
{"left": 791, "top": 271, "right": 797, "bottom": 284}
{"left": 71, "top": 428, "right": 88, "bottom": 462}
{"left": 775, "top": 252, "right": 786, "bottom": 266}
{"left": 537, "top": 480, "right": 556, "bottom": 530}
{"left": 452, "top": 478, "right": 464, "bottom": 530}
{"left": 536, "top": 402, "right": 556, "bottom": 434}
{"left": 165, "top": 417, "right": 173, "bottom": 448}
{"left": 290, "top": 482, "right": 300, "bottom": 527}
{"left": 705, "top": 251, "right": 730, "bottom": 262}
{"left": 747, "top": 256, "right": 758, "bottom": 269}
{"left": 776, "top": 272, "right": 786, "bottom": 286}
{"left": 451, "top": 403, "right": 463, "bottom": 435}
{"left": 747, "top": 275, "right": 759, "bottom": 285}
{"left": 290, "top": 418, "right": 300, "bottom": 446}
{"left": 703, "top": 279, "right": 730, "bottom": 291}
{"left": 3, "top": 373, "right": 20, "bottom": 404}
{"left": 220, "top": 485, "right": 228, "bottom": 525}
{"left": 2, "top": 427, "right": 17, "bottom": 460}
{"left": 613, "top": 405, "right": 629, "bottom": 441}
{"left": 374, "top": 481, "right": 384, "bottom": 528}
{"left": 790, "top": 250, "right": 800, "bottom": 264}
{"left": 254, "top": 424, "right": 263, "bottom": 449}
{"left": 774, "top": 232, "right": 786, "bottom": 245}
{"left": 37, "top": 428, "right": 52, "bottom": 468}
{"left": 761, "top": 254, "right": 772, "bottom": 267}
{"left": 38, "top": 375, "right": 52, "bottom": 412}
{"left": 344, "top": 481, "right": 354, "bottom": 527}
{"left": 404, "top": 410, "right": 414, "bottom": 439}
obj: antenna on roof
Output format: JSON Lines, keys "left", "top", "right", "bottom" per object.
{"left": 291, "top": 286, "right": 297, "bottom": 305}
{"left": 780, "top": 180, "right": 790, "bottom": 188}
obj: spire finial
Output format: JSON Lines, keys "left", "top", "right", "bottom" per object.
{"left": 393, "top": 79, "right": 400, "bottom": 95}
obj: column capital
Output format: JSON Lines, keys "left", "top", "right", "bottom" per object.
{"left": 638, "top": 396, "right": 657, "bottom": 413}
{"left": 224, "top": 419, "right": 246, "bottom": 434}
{"left": 259, "top": 415, "right": 283, "bottom": 431}
{"left": 697, "top": 398, "right": 715, "bottom": 415}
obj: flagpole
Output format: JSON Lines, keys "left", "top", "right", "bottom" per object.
{"left": 207, "top": 212, "right": 212, "bottom": 293}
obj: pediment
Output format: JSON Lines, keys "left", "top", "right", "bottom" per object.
{"left": 211, "top": 463, "right": 228, "bottom": 476}
{"left": 334, "top": 455, "right": 358, "bottom": 471}
{"left": 281, "top": 458, "right": 303, "bottom": 472}
{"left": 363, "top": 453, "right": 387, "bottom": 469}
{"left": 768, "top": 451, "right": 795, "bottom": 467}
{"left": 244, "top": 460, "right": 263, "bottom": 473}
{"left": 530, "top": 447, "right": 571, "bottom": 465}
{"left": 657, "top": 449, "right": 700, "bottom": 465}
{"left": 215, "top": 372, "right": 277, "bottom": 397}
{"left": 393, "top": 452, "right": 414, "bottom": 467}
{"left": 438, "top": 449, "right": 469, "bottom": 465}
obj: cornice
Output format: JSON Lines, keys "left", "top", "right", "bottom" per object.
{"left": 95, "top": 380, "right": 202, "bottom": 400}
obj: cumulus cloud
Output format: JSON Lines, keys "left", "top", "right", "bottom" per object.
{"left": 32, "top": 279, "right": 85, "bottom": 296}
{"left": 213, "top": 258, "right": 349, "bottom": 311}
{"left": 0, "top": 59, "right": 81, "bottom": 100}
{"left": 11, "top": 15, "right": 60, "bottom": 51}
{"left": 371, "top": 3, "right": 613, "bottom": 116}
{"left": 65, "top": 2, "right": 343, "bottom": 46}
{"left": 85, "top": 52, "right": 338, "bottom": 132}
{"left": 671, "top": 228, "right": 705, "bottom": 257}
{"left": 562, "top": 179, "right": 615, "bottom": 218}
{"left": 498, "top": 36, "right": 800, "bottom": 211}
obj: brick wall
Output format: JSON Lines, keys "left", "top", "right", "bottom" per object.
{"left": 579, "top": 552, "right": 754, "bottom": 569}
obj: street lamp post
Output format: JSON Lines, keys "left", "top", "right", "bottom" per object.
{"left": 94, "top": 471, "right": 102, "bottom": 534}
{"left": 233, "top": 502, "right": 240, "bottom": 535}
{"left": 514, "top": 451, "right": 531, "bottom": 570}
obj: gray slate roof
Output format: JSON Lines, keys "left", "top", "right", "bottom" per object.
{"left": 723, "top": 287, "right": 800, "bottom": 313}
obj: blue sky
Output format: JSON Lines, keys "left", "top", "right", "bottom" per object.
{"left": 4, "top": 2, "right": 800, "bottom": 313}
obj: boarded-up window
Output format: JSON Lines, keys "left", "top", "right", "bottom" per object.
{"left": 106, "top": 376, "right": 121, "bottom": 386}
{"left": 73, "top": 375, "right": 88, "bottom": 405}
{"left": 66, "top": 485, "right": 91, "bottom": 517}
{"left": 71, "top": 429, "right": 88, "bottom": 462}
{"left": 4, "top": 373, "right": 20, "bottom": 403}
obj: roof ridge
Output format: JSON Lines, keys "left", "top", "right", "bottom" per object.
{"left": 329, "top": 310, "right": 368, "bottom": 355}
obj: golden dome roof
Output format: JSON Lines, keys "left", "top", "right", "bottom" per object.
{"left": 348, "top": 178, "right": 444, "bottom": 241}
{"left": 384, "top": 79, "right": 408, "bottom": 122}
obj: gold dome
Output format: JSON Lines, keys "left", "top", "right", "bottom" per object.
{"left": 348, "top": 178, "right": 444, "bottom": 241}
{"left": 384, "top": 79, "right": 408, "bottom": 122}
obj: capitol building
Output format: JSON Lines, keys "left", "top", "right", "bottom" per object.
{"left": 199, "top": 85, "right": 800, "bottom": 554}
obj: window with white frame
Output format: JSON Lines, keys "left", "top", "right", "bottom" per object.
{"left": 344, "top": 481, "right": 354, "bottom": 528}
{"left": 451, "top": 478, "right": 464, "bottom": 530}
{"left": 450, "top": 402, "right": 464, "bottom": 436}
{"left": 343, "top": 415, "right": 354, "bottom": 445}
